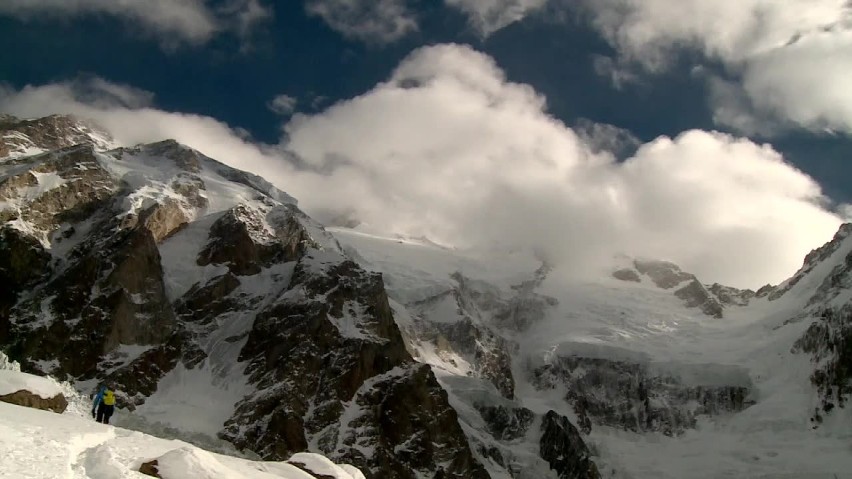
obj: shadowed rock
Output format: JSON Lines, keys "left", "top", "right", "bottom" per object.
{"left": 675, "top": 280, "right": 724, "bottom": 319}
{"left": 540, "top": 411, "right": 601, "bottom": 479}
{"left": 475, "top": 404, "right": 535, "bottom": 441}
{"left": 612, "top": 268, "right": 641, "bottom": 282}
{"left": 534, "top": 355, "right": 754, "bottom": 436}
{"left": 633, "top": 260, "right": 694, "bottom": 289}
{"left": 198, "top": 204, "right": 316, "bottom": 276}
{"left": 794, "top": 306, "right": 852, "bottom": 422}
{"left": 222, "top": 255, "right": 488, "bottom": 478}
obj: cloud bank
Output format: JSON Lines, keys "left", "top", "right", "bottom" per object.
{"left": 576, "top": 0, "right": 852, "bottom": 135}
{"left": 0, "top": 0, "right": 271, "bottom": 45}
{"left": 439, "top": 0, "right": 852, "bottom": 136}
{"left": 0, "top": 45, "right": 843, "bottom": 288}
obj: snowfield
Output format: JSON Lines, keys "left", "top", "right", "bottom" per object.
{"left": 330, "top": 226, "right": 852, "bottom": 479}
{"left": 0, "top": 400, "right": 364, "bottom": 479}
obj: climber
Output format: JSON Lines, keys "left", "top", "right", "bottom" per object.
{"left": 91, "top": 383, "right": 116, "bottom": 424}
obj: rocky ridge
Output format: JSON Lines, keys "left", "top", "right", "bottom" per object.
{"left": 0, "top": 115, "right": 486, "bottom": 479}
{"left": 612, "top": 259, "right": 755, "bottom": 318}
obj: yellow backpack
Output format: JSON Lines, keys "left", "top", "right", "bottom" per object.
{"left": 103, "top": 389, "right": 115, "bottom": 406}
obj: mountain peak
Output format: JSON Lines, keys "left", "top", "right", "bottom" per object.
{"left": 0, "top": 114, "right": 116, "bottom": 161}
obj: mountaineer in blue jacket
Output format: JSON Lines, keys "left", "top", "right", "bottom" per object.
{"left": 91, "top": 383, "right": 116, "bottom": 424}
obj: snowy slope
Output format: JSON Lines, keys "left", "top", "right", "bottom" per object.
{"left": 330, "top": 226, "right": 852, "bottom": 479}
{"left": 0, "top": 401, "right": 363, "bottom": 479}
{"left": 1, "top": 117, "right": 486, "bottom": 478}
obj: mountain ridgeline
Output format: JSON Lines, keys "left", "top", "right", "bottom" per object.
{"left": 1, "top": 114, "right": 850, "bottom": 479}
{"left": 0, "top": 115, "right": 488, "bottom": 478}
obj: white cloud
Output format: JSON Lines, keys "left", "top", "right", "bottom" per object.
{"left": 0, "top": 0, "right": 271, "bottom": 45}
{"left": 283, "top": 44, "right": 842, "bottom": 287}
{"left": 268, "top": 94, "right": 298, "bottom": 115}
{"left": 0, "top": 46, "right": 844, "bottom": 288}
{"left": 840, "top": 204, "right": 852, "bottom": 222}
{"left": 444, "top": 0, "right": 548, "bottom": 37}
{"left": 304, "top": 0, "right": 417, "bottom": 44}
{"left": 577, "top": 0, "right": 852, "bottom": 134}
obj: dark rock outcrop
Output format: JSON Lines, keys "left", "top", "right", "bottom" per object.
{"left": 793, "top": 306, "right": 852, "bottom": 421}
{"left": 0, "top": 226, "right": 51, "bottom": 295}
{"left": 633, "top": 260, "right": 694, "bottom": 289}
{"left": 138, "top": 460, "right": 162, "bottom": 478}
{"left": 534, "top": 355, "right": 754, "bottom": 436}
{"left": 614, "top": 259, "right": 753, "bottom": 316}
{"left": 708, "top": 283, "right": 754, "bottom": 306}
{"left": 540, "top": 411, "right": 601, "bottom": 479}
{"left": 475, "top": 404, "right": 535, "bottom": 441}
{"left": 198, "top": 204, "right": 316, "bottom": 276}
{"left": 675, "top": 280, "right": 724, "bottom": 319}
{"left": 433, "top": 317, "right": 516, "bottom": 399}
{"left": 222, "top": 255, "right": 487, "bottom": 478}
{"left": 0, "top": 389, "right": 67, "bottom": 413}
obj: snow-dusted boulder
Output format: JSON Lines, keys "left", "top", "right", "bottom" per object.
{"left": 137, "top": 448, "right": 365, "bottom": 479}
{"left": 288, "top": 452, "right": 366, "bottom": 479}
{"left": 0, "top": 369, "right": 67, "bottom": 413}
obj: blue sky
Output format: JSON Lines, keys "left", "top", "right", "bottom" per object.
{"left": 1, "top": 0, "right": 851, "bottom": 287}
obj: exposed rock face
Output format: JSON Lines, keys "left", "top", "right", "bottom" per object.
{"left": 136, "top": 199, "right": 193, "bottom": 243}
{"left": 0, "top": 389, "right": 67, "bottom": 413}
{"left": 633, "top": 260, "right": 694, "bottom": 289}
{"left": 540, "top": 411, "right": 601, "bottom": 479}
{"left": 0, "top": 114, "right": 114, "bottom": 160}
{"left": 793, "top": 306, "right": 852, "bottom": 421}
{"left": 222, "top": 254, "right": 487, "bottom": 478}
{"left": 442, "top": 319, "right": 515, "bottom": 399}
{"left": 533, "top": 355, "right": 754, "bottom": 436}
{"left": 475, "top": 403, "right": 535, "bottom": 441}
{"left": 494, "top": 264, "right": 558, "bottom": 331}
{"left": 0, "top": 145, "right": 120, "bottom": 241}
{"left": 674, "top": 280, "right": 724, "bottom": 319}
{"left": 612, "top": 259, "right": 753, "bottom": 317}
{"left": 5, "top": 220, "right": 180, "bottom": 393}
{"left": 807, "top": 243, "right": 852, "bottom": 307}
{"left": 406, "top": 267, "right": 556, "bottom": 401}
{"left": 138, "top": 459, "right": 162, "bottom": 478}
{"left": 708, "top": 283, "right": 755, "bottom": 306}
{"left": 0, "top": 226, "right": 51, "bottom": 295}
{"left": 420, "top": 312, "right": 516, "bottom": 399}
{"left": 198, "top": 203, "right": 317, "bottom": 276}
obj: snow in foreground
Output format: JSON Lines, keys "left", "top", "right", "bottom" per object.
{"left": 0, "top": 400, "right": 363, "bottom": 479}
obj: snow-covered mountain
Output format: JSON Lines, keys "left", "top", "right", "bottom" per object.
{"left": 330, "top": 224, "right": 852, "bottom": 478}
{"left": 1, "top": 114, "right": 851, "bottom": 479}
